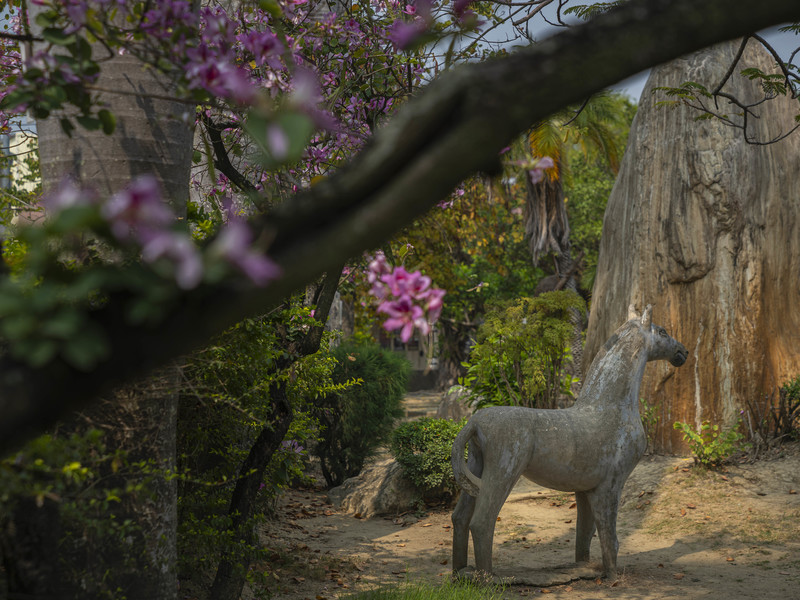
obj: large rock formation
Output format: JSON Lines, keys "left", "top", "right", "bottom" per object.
{"left": 584, "top": 39, "right": 800, "bottom": 452}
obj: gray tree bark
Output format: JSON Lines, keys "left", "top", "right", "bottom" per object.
{"left": 10, "top": 10, "right": 193, "bottom": 596}
{"left": 583, "top": 39, "right": 800, "bottom": 452}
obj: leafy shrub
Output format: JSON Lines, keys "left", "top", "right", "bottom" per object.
{"left": 774, "top": 374, "right": 800, "bottom": 439}
{"left": 177, "top": 309, "right": 341, "bottom": 584}
{"left": 311, "top": 342, "right": 410, "bottom": 487}
{"left": 390, "top": 417, "right": 467, "bottom": 496}
{"left": 0, "top": 427, "right": 162, "bottom": 598}
{"left": 673, "top": 419, "right": 749, "bottom": 468}
{"left": 639, "top": 398, "right": 660, "bottom": 452}
{"left": 461, "top": 291, "right": 585, "bottom": 409}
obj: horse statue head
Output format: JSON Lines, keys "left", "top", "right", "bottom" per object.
{"left": 626, "top": 303, "right": 688, "bottom": 367}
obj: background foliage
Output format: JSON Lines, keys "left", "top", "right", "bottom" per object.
{"left": 311, "top": 341, "right": 410, "bottom": 488}
{"left": 462, "top": 291, "right": 586, "bottom": 410}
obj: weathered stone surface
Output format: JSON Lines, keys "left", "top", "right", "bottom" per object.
{"left": 327, "top": 456, "right": 420, "bottom": 517}
{"left": 436, "top": 385, "right": 477, "bottom": 421}
{"left": 584, "top": 39, "right": 800, "bottom": 452}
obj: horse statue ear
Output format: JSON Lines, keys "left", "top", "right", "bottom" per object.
{"left": 641, "top": 304, "right": 653, "bottom": 327}
{"left": 627, "top": 303, "right": 639, "bottom": 321}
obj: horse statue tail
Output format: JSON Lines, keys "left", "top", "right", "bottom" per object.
{"left": 451, "top": 419, "right": 482, "bottom": 497}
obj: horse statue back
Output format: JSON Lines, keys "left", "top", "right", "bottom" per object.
{"left": 451, "top": 304, "right": 688, "bottom": 580}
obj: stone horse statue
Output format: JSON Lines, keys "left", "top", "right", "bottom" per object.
{"left": 450, "top": 304, "right": 688, "bottom": 580}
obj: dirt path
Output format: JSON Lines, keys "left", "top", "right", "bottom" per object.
{"left": 256, "top": 446, "right": 800, "bottom": 600}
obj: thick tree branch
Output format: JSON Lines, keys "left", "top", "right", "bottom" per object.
{"left": 2, "top": 0, "right": 800, "bottom": 456}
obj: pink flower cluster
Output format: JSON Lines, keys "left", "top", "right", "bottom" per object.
{"left": 44, "top": 175, "right": 281, "bottom": 290}
{"left": 528, "top": 156, "right": 555, "bottom": 184}
{"left": 386, "top": 0, "right": 432, "bottom": 50}
{"left": 367, "top": 253, "right": 444, "bottom": 343}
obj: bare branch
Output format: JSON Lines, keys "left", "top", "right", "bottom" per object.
{"left": 200, "top": 114, "right": 259, "bottom": 195}
{"left": 712, "top": 36, "right": 750, "bottom": 99}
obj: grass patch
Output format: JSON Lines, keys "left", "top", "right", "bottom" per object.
{"left": 344, "top": 579, "right": 506, "bottom": 600}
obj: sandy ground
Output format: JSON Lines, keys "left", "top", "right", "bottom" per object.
{"left": 256, "top": 444, "right": 800, "bottom": 600}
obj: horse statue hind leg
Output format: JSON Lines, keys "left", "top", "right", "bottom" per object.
{"left": 451, "top": 420, "right": 531, "bottom": 576}
{"left": 451, "top": 304, "right": 688, "bottom": 581}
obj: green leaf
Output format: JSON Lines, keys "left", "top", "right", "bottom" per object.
{"left": 22, "top": 340, "right": 59, "bottom": 368}
{"left": 0, "top": 89, "right": 35, "bottom": 110}
{"left": 258, "top": 0, "right": 284, "bottom": 18}
{"left": 42, "top": 27, "right": 77, "bottom": 45}
{"left": 245, "top": 108, "right": 316, "bottom": 167}
{"left": 34, "top": 11, "right": 58, "bottom": 28}
{"left": 40, "top": 310, "right": 83, "bottom": 340}
{"left": 3, "top": 314, "right": 39, "bottom": 340}
{"left": 76, "top": 115, "right": 102, "bottom": 131}
{"left": 61, "top": 326, "right": 109, "bottom": 371}
{"left": 22, "top": 68, "right": 44, "bottom": 82}
{"left": 48, "top": 205, "right": 101, "bottom": 233}
{"left": 276, "top": 112, "right": 315, "bottom": 159}
{"left": 69, "top": 36, "right": 93, "bottom": 62}
{"left": 98, "top": 109, "right": 116, "bottom": 135}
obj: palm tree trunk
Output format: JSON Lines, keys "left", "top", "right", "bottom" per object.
{"left": 525, "top": 168, "right": 584, "bottom": 384}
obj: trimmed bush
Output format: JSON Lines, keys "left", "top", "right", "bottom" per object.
{"left": 390, "top": 417, "right": 467, "bottom": 497}
{"left": 312, "top": 342, "right": 410, "bottom": 487}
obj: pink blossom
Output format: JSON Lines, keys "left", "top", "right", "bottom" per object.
{"left": 425, "top": 288, "right": 445, "bottom": 321}
{"left": 102, "top": 176, "right": 174, "bottom": 242}
{"left": 380, "top": 266, "right": 430, "bottom": 297}
{"left": 366, "top": 253, "right": 445, "bottom": 342}
{"left": 185, "top": 46, "right": 256, "bottom": 104}
{"left": 266, "top": 124, "right": 290, "bottom": 161}
{"left": 386, "top": 20, "right": 425, "bottom": 51}
{"left": 367, "top": 252, "right": 391, "bottom": 283}
{"left": 453, "top": 0, "right": 473, "bottom": 17}
{"left": 378, "top": 296, "right": 429, "bottom": 343}
{"left": 42, "top": 178, "right": 97, "bottom": 213}
{"left": 529, "top": 156, "right": 555, "bottom": 184}
{"left": 210, "top": 220, "right": 282, "bottom": 286}
{"left": 239, "top": 30, "right": 284, "bottom": 69}
{"left": 141, "top": 231, "right": 204, "bottom": 290}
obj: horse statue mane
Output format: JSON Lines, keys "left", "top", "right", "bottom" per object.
{"left": 450, "top": 304, "right": 688, "bottom": 581}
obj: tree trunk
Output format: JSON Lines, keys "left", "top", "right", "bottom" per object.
{"left": 7, "top": 9, "right": 193, "bottom": 598}
{"left": 209, "top": 381, "right": 294, "bottom": 600}
{"left": 210, "top": 267, "right": 342, "bottom": 600}
{"left": 436, "top": 318, "right": 471, "bottom": 391}
{"left": 583, "top": 39, "right": 800, "bottom": 452}
{"left": 554, "top": 247, "right": 584, "bottom": 384}
{"left": 0, "top": 496, "right": 64, "bottom": 597}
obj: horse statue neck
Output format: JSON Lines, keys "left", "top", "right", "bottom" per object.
{"left": 574, "top": 323, "right": 649, "bottom": 411}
